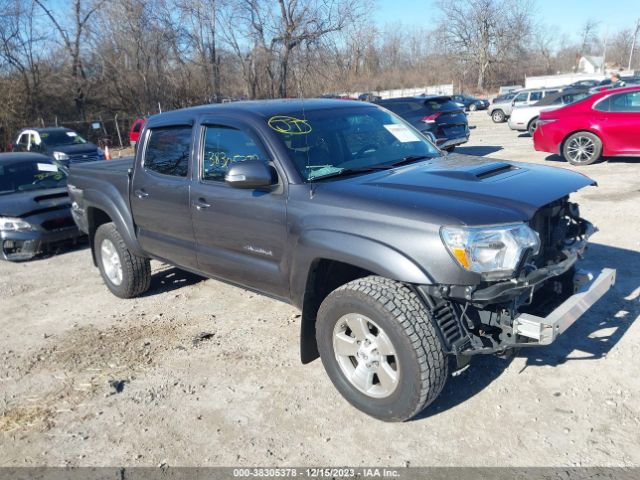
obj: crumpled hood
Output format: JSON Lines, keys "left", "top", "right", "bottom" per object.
{"left": 0, "top": 188, "right": 70, "bottom": 218}
{"left": 317, "top": 154, "right": 595, "bottom": 226}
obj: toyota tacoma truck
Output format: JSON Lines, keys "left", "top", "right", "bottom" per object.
{"left": 67, "top": 99, "right": 615, "bottom": 422}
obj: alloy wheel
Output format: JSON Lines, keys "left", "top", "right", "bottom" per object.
{"left": 100, "top": 238, "right": 123, "bottom": 286}
{"left": 332, "top": 313, "right": 399, "bottom": 398}
{"left": 566, "top": 136, "right": 596, "bottom": 164}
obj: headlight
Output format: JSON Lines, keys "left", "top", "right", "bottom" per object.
{"left": 441, "top": 224, "right": 540, "bottom": 279}
{"left": 53, "top": 151, "right": 69, "bottom": 161}
{"left": 0, "top": 217, "right": 34, "bottom": 232}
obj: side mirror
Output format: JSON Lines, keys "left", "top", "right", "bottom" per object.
{"left": 225, "top": 159, "right": 276, "bottom": 189}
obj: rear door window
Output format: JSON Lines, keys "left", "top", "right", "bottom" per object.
{"left": 610, "top": 92, "right": 640, "bottom": 112}
{"left": 144, "top": 127, "right": 192, "bottom": 177}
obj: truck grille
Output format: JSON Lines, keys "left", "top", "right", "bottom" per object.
{"left": 68, "top": 152, "right": 100, "bottom": 164}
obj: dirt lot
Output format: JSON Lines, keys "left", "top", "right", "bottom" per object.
{"left": 1, "top": 112, "right": 639, "bottom": 467}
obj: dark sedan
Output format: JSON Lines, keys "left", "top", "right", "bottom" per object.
{"left": 450, "top": 94, "right": 490, "bottom": 111}
{"left": 0, "top": 153, "right": 83, "bottom": 261}
{"left": 376, "top": 96, "right": 469, "bottom": 151}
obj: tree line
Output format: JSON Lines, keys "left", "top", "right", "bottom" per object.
{"left": 0, "top": 0, "right": 638, "bottom": 148}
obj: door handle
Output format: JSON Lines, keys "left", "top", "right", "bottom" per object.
{"left": 134, "top": 189, "right": 149, "bottom": 199}
{"left": 194, "top": 198, "right": 211, "bottom": 210}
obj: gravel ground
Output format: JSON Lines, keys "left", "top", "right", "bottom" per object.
{"left": 1, "top": 111, "right": 639, "bottom": 467}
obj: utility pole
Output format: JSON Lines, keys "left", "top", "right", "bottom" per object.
{"left": 629, "top": 19, "right": 640, "bottom": 71}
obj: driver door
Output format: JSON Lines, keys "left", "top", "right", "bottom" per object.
{"left": 190, "top": 119, "right": 288, "bottom": 298}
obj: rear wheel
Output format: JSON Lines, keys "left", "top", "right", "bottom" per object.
{"left": 95, "top": 222, "right": 151, "bottom": 298}
{"left": 316, "top": 276, "right": 448, "bottom": 422}
{"left": 491, "top": 110, "right": 505, "bottom": 123}
{"left": 469, "top": 103, "right": 478, "bottom": 111}
{"left": 562, "top": 132, "right": 602, "bottom": 166}
{"left": 443, "top": 146, "right": 455, "bottom": 153}
{"left": 527, "top": 117, "right": 539, "bottom": 136}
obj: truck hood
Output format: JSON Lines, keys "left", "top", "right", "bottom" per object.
{"left": 0, "top": 188, "right": 71, "bottom": 218}
{"left": 317, "top": 154, "right": 595, "bottom": 225}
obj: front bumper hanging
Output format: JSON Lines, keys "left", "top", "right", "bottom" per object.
{"left": 513, "top": 268, "right": 616, "bottom": 345}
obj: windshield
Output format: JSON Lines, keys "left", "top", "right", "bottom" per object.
{"left": 40, "top": 130, "right": 88, "bottom": 147}
{"left": 268, "top": 107, "right": 441, "bottom": 181}
{"left": 0, "top": 160, "right": 67, "bottom": 195}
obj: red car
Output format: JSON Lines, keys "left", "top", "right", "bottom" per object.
{"left": 129, "top": 118, "right": 146, "bottom": 147}
{"left": 533, "top": 86, "right": 640, "bottom": 165}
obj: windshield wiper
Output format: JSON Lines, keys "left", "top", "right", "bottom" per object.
{"left": 311, "top": 165, "right": 392, "bottom": 181}
{"left": 387, "top": 154, "right": 439, "bottom": 168}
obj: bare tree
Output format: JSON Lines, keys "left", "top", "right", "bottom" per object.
{"left": 576, "top": 19, "right": 600, "bottom": 70}
{"left": 0, "top": 0, "right": 46, "bottom": 117}
{"left": 34, "top": 0, "right": 105, "bottom": 117}
{"left": 437, "top": 0, "right": 533, "bottom": 90}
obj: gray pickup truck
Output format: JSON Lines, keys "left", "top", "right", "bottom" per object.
{"left": 67, "top": 99, "right": 615, "bottom": 422}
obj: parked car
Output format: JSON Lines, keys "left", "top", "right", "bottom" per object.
{"left": 561, "top": 79, "right": 601, "bottom": 91}
{"left": 534, "top": 86, "right": 640, "bottom": 165}
{"left": 508, "top": 89, "right": 591, "bottom": 135}
{"left": 492, "top": 91, "right": 518, "bottom": 104}
{"left": 488, "top": 87, "right": 560, "bottom": 123}
{"left": 358, "top": 92, "right": 382, "bottom": 102}
{"left": 450, "top": 94, "right": 490, "bottom": 111}
{"left": 67, "top": 99, "right": 614, "bottom": 422}
{"left": 0, "top": 153, "right": 82, "bottom": 261}
{"left": 589, "top": 76, "right": 640, "bottom": 94}
{"left": 129, "top": 118, "right": 146, "bottom": 147}
{"left": 12, "top": 127, "right": 105, "bottom": 167}
{"left": 376, "top": 96, "right": 469, "bottom": 151}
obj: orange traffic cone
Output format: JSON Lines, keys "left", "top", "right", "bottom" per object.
{"left": 104, "top": 145, "right": 112, "bottom": 160}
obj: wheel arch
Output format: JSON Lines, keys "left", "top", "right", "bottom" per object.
{"left": 83, "top": 189, "right": 145, "bottom": 264}
{"left": 291, "top": 230, "right": 433, "bottom": 364}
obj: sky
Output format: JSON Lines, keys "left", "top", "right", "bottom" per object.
{"left": 374, "top": 0, "right": 640, "bottom": 42}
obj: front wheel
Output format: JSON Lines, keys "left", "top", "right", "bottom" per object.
{"left": 491, "top": 110, "right": 505, "bottom": 123}
{"left": 562, "top": 132, "right": 602, "bottom": 166}
{"left": 95, "top": 222, "right": 151, "bottom": 298}
{"left": 316, "top": 276, "right": 448, "bottom": 422}
{"left": 469, "top": 103, "right": 478, "bottom": 111}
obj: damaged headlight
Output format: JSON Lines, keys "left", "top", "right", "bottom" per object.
{"left": 441, "top": 224, "right": 540, "bottom": 279}
{"left": 0, "top": 217, "right": 34, "bottom": 232}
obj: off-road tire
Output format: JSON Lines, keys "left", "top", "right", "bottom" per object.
{"left": 316, "top": 276, "right": 448, "bottom": 422}
{"left": 491, "top": 110, "right": 505, "bottom": 123}
{"left": 562, "top": 131, "right": 603, "bottom": 166}
{"left": 95, "top": 222, "right": 151, "bottom": 299}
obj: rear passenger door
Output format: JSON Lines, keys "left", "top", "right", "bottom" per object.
{"left": 189, "top": 119, "right": 288, "bottom": 298}
{"left": 130, "top": 125, "right": 198, "bottom": 268}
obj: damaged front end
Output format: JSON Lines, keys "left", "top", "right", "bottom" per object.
{"left": 417, "top": 197, "right": 615, "bottom": 358}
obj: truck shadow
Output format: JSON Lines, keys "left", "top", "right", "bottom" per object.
{"left": 416, "top": 242, "right": 639, "bottom": 420}
{"left": 142, "top": 265, "right": 206, "bottom": 297}
{"left": 454, "top": 145, "right": 503, "bottom": 156}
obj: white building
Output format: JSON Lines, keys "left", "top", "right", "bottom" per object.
{"left": 578, "top": 56, "right": 604, "bottom": 74}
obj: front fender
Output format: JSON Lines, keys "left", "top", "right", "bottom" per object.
{"left": 290, "top": 229, "right": 433, "bottom": 307}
